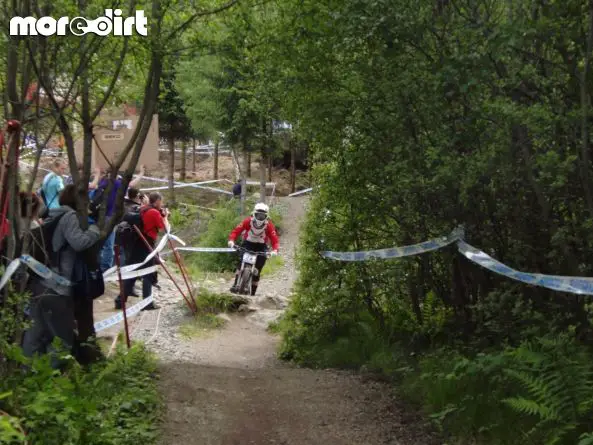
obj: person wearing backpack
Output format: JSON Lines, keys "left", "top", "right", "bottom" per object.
{"left": 89, "top": 165, "right": 144, "bottom": 272}
{"left": 40, "top": 159, "right": 66, "bottom": 211}
{"left": 22, "top": 184, "right": 102, "bottom": 369}
{"left": 114, "top": 187, "right": 146, "bottom": 298}
{"left": 114, "top": 192, "right": 169, "bottom": 311}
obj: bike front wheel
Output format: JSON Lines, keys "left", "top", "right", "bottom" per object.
{"left": 238, "top": 267, "right": 252, "bottom": 295}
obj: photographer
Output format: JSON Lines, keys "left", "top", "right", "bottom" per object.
{"left": 114, "top": 192, "right": 168, "bottom": 311}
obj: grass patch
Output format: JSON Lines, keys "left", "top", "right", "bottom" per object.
{"left": 168, "top": 207, "right": 197, "bottom": 230}
{"left": 178, "top": 289, "right": 241, "bottom": 337}
{"left": 193, "top": 288, "right": 238, "bottom": 314}
{"left": 261, "top": 255, "right": 284, "bottom": 277}
{"left": 179, "top": 314, "right": 227, "bottom": 338}
{"left": 267, "top": 319, "right": 282, "bottom": 334}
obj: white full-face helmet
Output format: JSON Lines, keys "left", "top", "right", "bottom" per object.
{"left": 252, "top": 202, "right": 269, "bottom": 228}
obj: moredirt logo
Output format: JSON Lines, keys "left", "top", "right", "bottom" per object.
{"left": 10, "top": 9, "right": 147, "bottom": 36}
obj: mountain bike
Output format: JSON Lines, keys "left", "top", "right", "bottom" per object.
{"left": 234, "top": 246, "right": 270, "bottom": 295}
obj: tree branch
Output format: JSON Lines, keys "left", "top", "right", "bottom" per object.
{"left": 167, "top": 0, "right": 240, "bottom": 40}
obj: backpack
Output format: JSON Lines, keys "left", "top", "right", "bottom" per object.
{"left": 88, "top": 186, "right": 106, "bottom": 220}
{"left": 29, "top": 211, "right": 104, "bottom": 300}
{"left": 29, "top": 212, "right": 69, "bottom": 266}
{"left": 115, "top": 206, "right": 143, "bottom": 247}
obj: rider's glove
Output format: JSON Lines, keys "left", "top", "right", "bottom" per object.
{"left": 270, "top": 250, "right": 278, "bottom": 257}
{"left": 228, "top": 240, "right": 235, "bottom": 248}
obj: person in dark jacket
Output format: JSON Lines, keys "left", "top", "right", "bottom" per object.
{"left": 232, "top": 181, "right": 242, "bottom": 197}
{"left": 22, "top": 185, "right": 101, "bottom": 369}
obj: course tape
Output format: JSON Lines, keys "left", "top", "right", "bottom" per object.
{"left": 289, "top": 188, "right": 313, "bottom": 197}
{"left": 245, "top": 181, "right": 276, "bottom": 188}
{"left": 102, "top": 233, "right": 171, "bottom": 278}
{"left": 0, "top": 230, "right": 177, "bottom": 293}
{"left": 94, "top": 295, "right": 154, "bottom": 333}
{"left": 0, "top": 255, "right": 73, "bottom": 292}
{"left": 140, "top": 179, "right": 231, "bottom": 193}
{"left": 161, "top": 247, "right": 236, "bottom": 255}
{"left": 103, "top": 265, "right": 158, "bottom": 282}
{"left": 457, "top": 241, "right": 593, "bottom": 295}
{"left": 321, "top": 227, "right": 464, "bottom": 261}
{"left": 320, "top": 228, "right": 593, "bottom": 296}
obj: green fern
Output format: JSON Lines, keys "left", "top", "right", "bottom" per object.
{"left": 503, "top": 337, "right": 593, "bottom": 445}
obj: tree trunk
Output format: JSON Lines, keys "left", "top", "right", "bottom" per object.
{"left": 168, "top": 137, "right": 176, "bottom": 205}
{"left": 268, "top": 153, "right": 272, "bottom": 182}
{"left": 214, "top": 140, "right": 219, "bottom": 179}
{"left": 231, "top": 144, "right": 242, "bottom": 181}
{"left": 247, "top": 151, "right": 252, "bottom": 177}
{"left": 259, "top": 152, "right": 267, "bottom": 203}
{"left": 579, "top": 0, "right": 593, "bottom": 218}
{"left": 290, "top": 139, "right": 296, "bottom": 193}
{"left": 192, "top": 138, "right": 196, "bottom": 173}
{"left": 240, "top": 178, "right": 247, "bottom": 215}
{"left": 181, "top": 140, "right": 187, "bottom": 181}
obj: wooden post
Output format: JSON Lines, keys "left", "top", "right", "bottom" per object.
{"left": 181, "top": 140, "right": 187, "bottom": 181}
{"left": 213, "top": 140, "right": 219, "bottom": 179}
{"left": 192, "top": 138, "right": 196, "bottom": 173}
{"left": 114, "top": 245, "right": 131, "bottom": 349}
{"left": 167, "top": 237, "right": 198, "bottom": 313}
{"left": 290, "top": 138, "right": 296, "bottom": 194}
{"left": 259, "top": 153, "right": 266, "bottom": 204}
{"left": 167, "top": 137, "right": 176, "bottom": 205}
{"left": 133, "top": 226, "right": 197, "bottom": 315}
{"left": 240, "top": 178, "right": 246, "bottom": 215}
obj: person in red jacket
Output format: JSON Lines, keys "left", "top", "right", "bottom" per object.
{"left": 228, "top": 202, "right": 279, "bottom": 295}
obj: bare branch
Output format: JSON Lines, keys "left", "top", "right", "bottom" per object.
{"left": 167, "top": 0, "right": 240, "bottom": 40}
{"left": 90, "top": 38, "right": 130, "bottom": 122}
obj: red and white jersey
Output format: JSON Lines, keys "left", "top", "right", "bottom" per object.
{"left": 229, "top": 217, "right": 279, "bottom": 250}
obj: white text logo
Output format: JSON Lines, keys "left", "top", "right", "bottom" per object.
{"left": 10, "top": 9, "right": 148, "bottom": 36}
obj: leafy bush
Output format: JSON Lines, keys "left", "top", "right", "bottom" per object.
{"left": 503, "top": 336, "right": 593, "bottom": 445}
{"left": 405, "top": 348, "right": 523, "bottom": 443}
{"left": 397, "top": 336, "right": 593, "bottom": 445}
{"left": 0, "top": 344, "right": 160, "bottom": 445}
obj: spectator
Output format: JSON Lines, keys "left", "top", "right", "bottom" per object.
{"left": 65, "top": 162, "right": 81, "bottom": 185}
{"left": 92, "top": 165, "right": 144, "bottom": 272}
{"left": 19, "top": 191, "right": 42, "bottom": 233}
{"left": 41, "top": 158, "right": 66, "bottom": 209}
{"left": 117, "top": 187, "right": 145, "bottom": 292}
{"left": 232, "top": 181, "right": 242, "bottom": 197}
{"left": 114, "top": 192, "right": 168, "bottom": 311}
{"left": 22, "top": 184, "right": 101, "bottom": 369}
{"left": 124, "top": 187, "right": 144, "bottom": 212}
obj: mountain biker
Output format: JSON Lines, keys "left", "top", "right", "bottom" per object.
{"left": 228, "top": 203, "right": 279, "bottom": 295}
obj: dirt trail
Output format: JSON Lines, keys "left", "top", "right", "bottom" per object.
{"left": 157, "top": 197, "right": 439, "bottom": 445}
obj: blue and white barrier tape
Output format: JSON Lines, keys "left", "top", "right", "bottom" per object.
{"left": 289, "top": 188, "right": 313, "bottom": 197}
{"left": 321, "top": 227, "right": 464, "bottom": 261}
{"left": 457, "top": 241, "right": 593, "bottom": 295}
{"left": 0, "top": 254, "right": 73, "bottom": 291}
{"left": 162, "top": 247, "right": 236, "bottom": 255}
{"left": 140, "top": 179, "right": 230, "bottom": 193}
{"left": 94, "top": 295, "right": 154, "bottom": 333}
{"left": 321, "top": 228, "right": 593, "bottom": 296}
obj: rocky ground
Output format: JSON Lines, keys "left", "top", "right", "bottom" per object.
{"left": 95, "top": 196, "right": 440, "bottom": 445}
